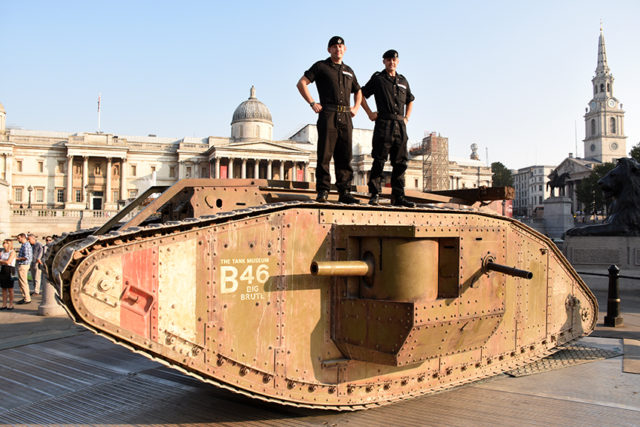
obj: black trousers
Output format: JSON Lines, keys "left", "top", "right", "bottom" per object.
{"left": 368, "top": 119, "right": 408, "bottom": 196}
{"left": 316, "top": 111, "right": 353, "bottom": 193}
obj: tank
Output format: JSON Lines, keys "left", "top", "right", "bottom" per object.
{"left": 47, "top": 179, "right": 597, "bottom": 410}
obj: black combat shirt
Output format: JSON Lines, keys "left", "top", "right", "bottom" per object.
{"left": 304, "top": 58, "right": 360, "bottom": 106}
{"left": 361, "top": 71, "right": 414, "bottom": 116}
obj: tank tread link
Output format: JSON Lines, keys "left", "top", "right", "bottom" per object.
{"left": 48, "top": 179, "right": 597, "bottom": 410}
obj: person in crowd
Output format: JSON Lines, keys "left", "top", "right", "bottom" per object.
{"left": 15, "top": 233, "right": 32, "bottom": 304}
{"left": 0, "top": 239, "right": 16, "bottom": 310}
{"left": 28, "top": 234, "right": 43, "bottom": 296}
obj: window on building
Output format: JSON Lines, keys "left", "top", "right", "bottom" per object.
{"left": 16, "top": 160, "right": 22, "bottom": 172}
{"left": 130, "top": 164, "right": 137, "bottom": 176}
{"left": 169, "top": 166, "right": 176, "bottom": 178}
{"left": 35, "top": 188, "right": 44, "bottom": 203}
{"left": 186, "top": 166, "right": 192, "bottom": 178}
{"left": 75, "top": 189, "right": 82, "bottom": 202}
{"left": 112, "top": 190, "right": 119, "bottom": 201}
{"left": 128, "top": 189, "right": 138, "bottom": 198}
{"left": 56, "top": 189, "right": 64, "bottom": 203}
{"left": 539, "top": 185, "right": 542, "bottom": 191}
{"left": 607, "top": 83, "right": 610, "bottom": 92}
{"left": 14, "top": 187, "right": 23, "bottom": 202}
{"left": 600, "top": 83, "right": 605, "bottom": 92}
{"left": 591, "top": 119, "right": 596, "bottom": 136}
{"left": 38, "top": 161, "right": 44, "bottom": 173}
{"left": 57, "top": 161, "right": 65, "bottom": 173}
{"left": 610, "top": 117, "right": 616, "bottom": 133}
{"left": 415, "top": 178, "right": 418, "bottom": 188}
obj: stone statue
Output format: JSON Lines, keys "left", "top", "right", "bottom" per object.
{"left": 546, "top": 171, "right": 570, "bottom": 197}
{"left": 566, "top": 157, "right": 640, "bottom": 236}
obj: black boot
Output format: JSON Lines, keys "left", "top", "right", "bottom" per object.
{"left": 393, "top": 195, "right": 415, "bottom": 207}
{"left": 338, "top": 191, "right": 359, "bottom": 204}
{"left": 316, "top": 190, "right": 329, "bottom": 202}
{"left": 369, "top": 194, "right": 380, "bottom": 205}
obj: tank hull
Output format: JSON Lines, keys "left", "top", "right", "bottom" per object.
{"left": 52, "top": 200, "right": 596, "bottom": 410}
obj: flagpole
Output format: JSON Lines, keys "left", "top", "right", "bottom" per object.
{"left": 97, "top": 93, "right": 102, "bottom": 133}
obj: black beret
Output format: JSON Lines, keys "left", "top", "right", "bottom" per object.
{"left": 383, "top": 49, "right": 399, "bottom": 59}
{"left": 328, "top": 36, "right": 345, "bottom": 47}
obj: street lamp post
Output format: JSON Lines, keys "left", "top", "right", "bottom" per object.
{"left": 27, "top": 185, "right": 33, "bottom": 209}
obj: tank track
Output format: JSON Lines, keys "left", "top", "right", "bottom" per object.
{"left": 52, "top": 200, "right": 596, "bottom": 410}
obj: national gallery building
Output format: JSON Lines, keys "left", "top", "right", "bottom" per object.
{"left": 0, "top": 87, "right": 490, "bottom": 237}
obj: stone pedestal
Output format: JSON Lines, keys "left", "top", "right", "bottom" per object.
{"left": 543, "top": 197, "right": 574, "bottom": 239}
{"left": 564, "top": 236, "right": 640, "bottom": 271}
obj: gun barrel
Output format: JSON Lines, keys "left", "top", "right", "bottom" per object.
{"left": 310, "top": 260, "right": 373, "bottom": 277}
{"left": 485, "top": 260, "right": 533, "bottom": 279}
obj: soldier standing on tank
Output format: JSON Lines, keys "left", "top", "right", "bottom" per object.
{"left": 297, "top": 36, "right": 362, "bottom": 204}
{"left": 360, "top": 49, "right": 415, "bottom": 207}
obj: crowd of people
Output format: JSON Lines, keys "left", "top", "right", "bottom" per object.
{"left": 0, "top": 234, "right": 55, "bottom": 310}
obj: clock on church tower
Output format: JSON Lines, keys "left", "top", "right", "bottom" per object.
{"left": 583, "top": 27, "right": 627, "bottom": 163}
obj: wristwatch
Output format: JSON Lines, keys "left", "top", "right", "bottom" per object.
{"left": 310, "top": 102, "right": 316, "bottom": 107}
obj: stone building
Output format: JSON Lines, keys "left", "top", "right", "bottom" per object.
{"left": 0, "top": 87, "right": 490, "bottom": 237}
{"left": 513, "top": 165, "right": 555, "bottom": 217}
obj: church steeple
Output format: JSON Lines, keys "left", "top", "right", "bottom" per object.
{"left": 583, "top": 25, "right": 626, "bottom": 163}
{"left": 596, "top": 25, "right": 610, "bottom": 76}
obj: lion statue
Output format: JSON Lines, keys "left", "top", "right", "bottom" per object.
{"left": 566, "top": 157, "right": 640, "bottom": 236}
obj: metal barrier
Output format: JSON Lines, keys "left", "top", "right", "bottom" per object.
{"left": 577, "top": 264, "right": 640, "bottom": 327}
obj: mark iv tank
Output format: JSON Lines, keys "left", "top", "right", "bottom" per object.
{"left": 47, "top": 179, "right": 597, "bottom": 410}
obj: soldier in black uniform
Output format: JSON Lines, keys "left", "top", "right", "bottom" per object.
{"left": 360, "top": 49, "right": 415, "bottom": 207}
{"left": 297, "top": 36, "right": 362, "bottom": 204}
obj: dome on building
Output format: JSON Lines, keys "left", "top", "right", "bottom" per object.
{"left": 0, "top": 102, "right": 5, "bottom": 113}
{"left": 231, "top": 86, "right": 272, "bottom": 125}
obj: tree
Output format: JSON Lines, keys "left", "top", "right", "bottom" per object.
{"left": 629, "top": 142, "right": 640, "bottom": 162}
{"left": 575, "top": 162, "right": 616, "bottom": 216}
{"left": 491, "top": 162, "right": 513, "bottom": 187}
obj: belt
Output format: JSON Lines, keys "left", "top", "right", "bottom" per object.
{"left": 378, "top": 113, "right": 405, "bottom": 121}
{"left": 323, "top": 104, "right": 351, "bottom": 113}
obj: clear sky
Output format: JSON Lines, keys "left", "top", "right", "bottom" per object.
{"left": 3, "top": 0, "right": 640, "bottom": 170}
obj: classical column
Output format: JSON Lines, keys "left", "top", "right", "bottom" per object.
{"left": 66, "top": 155, "right": 73, "bottom": 202}
{"left": 279, "top": 161, "right": 284, "bottom": 180}
{"left": 120, "top": 158, "right": 127, "bottom": 201}
{"left": 215, "top": 158, "right": 220, "bottom": 179}
{"left": 241, "top": 159, "right": 247, "bottom": 178}
{"left": 82, "top": 156, "right": 89, "bottom": 206}
{"left": 303, "top": 162, "right": 308, "bottom": 182}
{"left": 105, "top": 157, "right": 112, "bottom": 203}
{"left": 292, "top": 162, "right": 297, "bottom": 182}
{"left": 267, "top": 160, "right": 272, "bottom": 179}
{"left": 254, "top": 160, "right": 260, "bottom": 179}
{"left": 228, "top": 158, "right": 234, "bottom": 178}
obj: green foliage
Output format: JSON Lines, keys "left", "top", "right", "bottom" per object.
{"left": 491, "top": 162, "right": 513, "bottom": 187}
{"left": 629, "top": 142, "right": 640, "bottom": 162}
{"left": 575, "top": 162, "right": 616, "bottom": 214}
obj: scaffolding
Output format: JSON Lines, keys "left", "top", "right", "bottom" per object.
{"left": 410, "top": 132, "right": 449, "bottom": 191}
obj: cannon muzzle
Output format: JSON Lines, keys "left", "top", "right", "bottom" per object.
{"left": 310, "top": 259, "right": 374, "bottom": 277}
{"left": 484, "top": 259, "right": 533, "bottom": 279}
